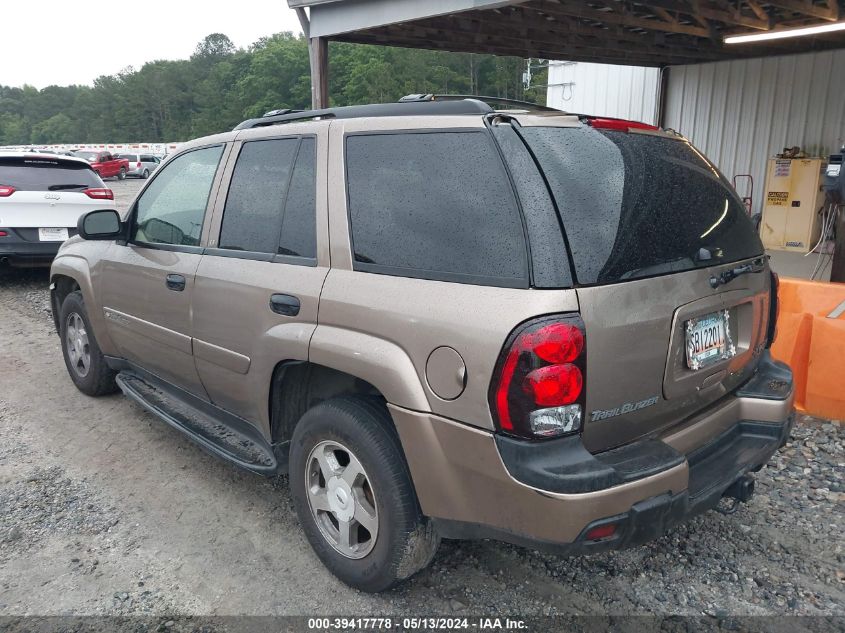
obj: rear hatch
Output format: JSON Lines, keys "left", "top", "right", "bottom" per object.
{"left": 518, "top": 123, "right": 771, "bottom": 452}
{"left": 0, "top": 155, "right": 114, "bottom": 236}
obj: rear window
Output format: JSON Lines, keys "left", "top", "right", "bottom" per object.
{"left": 73, "top": 151, "right": 99, "bottom": 161}
{"left": 345, "top": 131, "right": 528, "bottom": 287}
{"left": 520, "top": 127, "right": 764, "bottom": 285}
{"left": 0, "top": 157, "right": 102, "bottom": 191}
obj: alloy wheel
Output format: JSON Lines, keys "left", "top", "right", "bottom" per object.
{"left": 65, "top": 312, "right": 91, "bottom": 378}
{"left": 305, "top": 440, "right": 379, "bottom": 559}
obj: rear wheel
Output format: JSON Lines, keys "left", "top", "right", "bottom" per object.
{"left": 59, "top": 291, "right": 118, "bottom": 396}
{"left": 289, "top": 397, "right": 439, "bottom": 592}
{"left": 117, "top": 167, "right": 126, "bottom": 180}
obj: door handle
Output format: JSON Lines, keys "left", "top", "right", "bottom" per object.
{"left": 269, "top": 293, "right": 300, "bottom": 317}
{"left": 165, "top": 274, "right": 186, "bottom": 292}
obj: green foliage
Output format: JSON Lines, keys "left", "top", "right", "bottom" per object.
{"left": 0, "top": 33, "right": 547, "bottom": 145}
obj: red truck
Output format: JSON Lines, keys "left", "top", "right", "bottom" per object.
{"left": 72, "top": 150, "right": 130, "bottom": 180}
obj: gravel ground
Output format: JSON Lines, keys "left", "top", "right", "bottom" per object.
{"left": 0, "top": 182, "right": 843, "bottom": 618}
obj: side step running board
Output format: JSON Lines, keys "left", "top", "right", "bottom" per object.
{"left": 116, "top": 371, "right": 280, "bottom": 476}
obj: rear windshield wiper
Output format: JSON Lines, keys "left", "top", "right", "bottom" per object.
{"left": 709, "top": 258, "right": 765, "bottom": 288}
{"left": 47, "top": 184, "right": 90, "bottom": 191}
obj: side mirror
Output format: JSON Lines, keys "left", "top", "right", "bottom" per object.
{"left": 78, "top": 209, "right": 123, "bottom": 240}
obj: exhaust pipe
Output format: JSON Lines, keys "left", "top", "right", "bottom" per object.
{"left": 723, "top": 474, "right": 755, "bottom": 504}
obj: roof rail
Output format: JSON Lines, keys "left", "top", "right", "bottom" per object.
{"left": 399, "top": 94, "right": 560, "bottom": 112}
{"left": 234, "top": 99, "right": 494, "bottom": 130}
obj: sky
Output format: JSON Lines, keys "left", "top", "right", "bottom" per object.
{"left": 1, "top": 0, "right": 303, "bottom": 89}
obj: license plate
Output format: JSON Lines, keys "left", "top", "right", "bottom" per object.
{"left": 38, "top": 227, "right": 68, "bottom": 241}
{"left": 685, "top": 310, "right": 736, "bottom": 370}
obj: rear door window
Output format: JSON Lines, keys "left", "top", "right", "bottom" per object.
{"left": 218, "top": 137, "right": 316, "bottom": 259}
{"left": 345, "top": 130, "right": 528, "bottom": 287}
{"left": 520, "top": 127, "right": 764, "bottom": 285}
{"left": 278, "top": 138, "right": 317, "bottom": 259}
{"left": 0, "top": 156, "right": 102, "bottom": 191}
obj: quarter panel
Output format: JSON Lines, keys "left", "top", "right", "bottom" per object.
{"left": 316, "top": 269, "right": 579, "bottom": 428}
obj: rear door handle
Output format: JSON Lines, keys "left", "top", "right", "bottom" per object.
{"left": 165, "top": 274, "right": 186, "bottom": 292}
{"left": 270, "top": 293, "right": 300, "bottom": 316}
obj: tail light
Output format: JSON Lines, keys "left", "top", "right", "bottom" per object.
{"left": 0, "top": 185, "right": 15, "bottom": 197}
{"left": 0, "top": 230, "right": 8, "bottom": 237}
{"left": 83, "top": 188, "right": 114, "bottom": 200}
{"left": 137, "top": 162, "right": 142, "bottom": 168}
{"left": 489, "top": 315, "right": 586, "bottom": 439}
{"left": 766, "top": 271, "right": 780, "bottom": 348}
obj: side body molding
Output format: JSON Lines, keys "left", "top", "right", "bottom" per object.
{"left": 308, "top": 324, "right": 431, "bottom": 412}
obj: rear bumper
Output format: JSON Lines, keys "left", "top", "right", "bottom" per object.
{"left": 0, "top": 228, "right": 75, "bottom": 265}
{"left": 391, "top": 352, "right": 794, "bottom": 552}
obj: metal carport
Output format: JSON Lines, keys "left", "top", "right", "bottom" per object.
{"left": 290, "top": 0, "right": 845, "bottom": 109}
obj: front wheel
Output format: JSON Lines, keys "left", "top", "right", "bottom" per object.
{"left": 118, "top": 167, "right": 126, "bottom": 180}
{"left": 142, "top": 169, "right": 150, "bottom": 179}
{"left": 289, "top": 397, "right": 439, "bottom": 592}
{"left": 59, "top": 291, "right": 118, "bottom": 396}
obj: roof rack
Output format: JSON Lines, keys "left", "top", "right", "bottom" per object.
{"left": 399, "top": 94, "right": 560, "bottom": 113}
{"left": 234, "top": 99, "right": 494, "bottom": 130}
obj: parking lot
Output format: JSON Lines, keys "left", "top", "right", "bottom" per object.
{"left": 0, "top": 179, "right": 841, "bottom": 617}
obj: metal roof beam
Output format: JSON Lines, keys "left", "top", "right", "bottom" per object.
{"left": 527, "top": 0, "right": 714, "bottom": 37}
{"left": 301, "top": 0, "right": 532, "bottom": 38}
{"left": 764, "top": 0, "right": 840, "bottom": 20}
{"left": 417, "top": 13, "right": 724, "bottom": 60}
{"left": 642, "top": 0, "right": 772, "bottom": 29}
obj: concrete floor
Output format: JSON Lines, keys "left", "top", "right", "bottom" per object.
{"left": 767, "top": 245, "right": 833, "bottom": 282}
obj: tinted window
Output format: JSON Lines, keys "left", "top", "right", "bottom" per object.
{"left": 133, "top": 145, "right": 223, "bottom": 247}
{"left": 116, "top": 154, "right": 137, "bottom": 161}
{"left": 219, "top": 138, "right": 299, "bottom": 253}
{"left": 0, "top": 157, "right": 102, "bottom": 191}
{"left": 345, "top": 131, "right": 527, "bottom": 286}
{"left": 141, "top": 155, "right": 155, "bottom": 162}
{"left": 521, "top": 127, "right": 764, "bottom": 285}
{"left": 279, "top": 138, "right": 316, "bottom": 258}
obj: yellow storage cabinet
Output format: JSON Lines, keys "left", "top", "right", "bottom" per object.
{"left": 760, "top": 158, "right": 826, "bottom": 253}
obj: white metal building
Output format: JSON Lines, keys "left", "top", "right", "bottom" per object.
{"left": 664, "top": 49, "right": 845, "bottom": 214}
{"left": 546, "top": 61, "right": 660, "bottom": 124}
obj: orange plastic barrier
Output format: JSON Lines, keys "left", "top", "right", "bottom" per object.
{"left": 770, "top": 278, "right": 845, "bottom": 420}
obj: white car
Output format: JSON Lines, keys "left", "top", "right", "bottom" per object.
{"left": 0, "top": 152, "right": 116, "bottom": 268}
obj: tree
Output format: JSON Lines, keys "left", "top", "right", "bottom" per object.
{"left": 193, "top": 33, "right": 236, "bottom": 62}
{"left": 31, "top": 113, "right": 77, "bottom": 144}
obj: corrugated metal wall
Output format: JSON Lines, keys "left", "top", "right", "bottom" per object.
{"left": 664, "top": 50, "right": 845, "bottom": 215}
{"left": 546, "top": 61, "right": 660, "bottom": 124}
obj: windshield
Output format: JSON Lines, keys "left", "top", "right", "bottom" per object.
{"left": 0, "top": 157, "right": 102, "bottom": 191}
{"left": 519, "top": 126, "right": 764, "bottom": 285}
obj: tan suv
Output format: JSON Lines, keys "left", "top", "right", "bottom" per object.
{"left": 50, "top": 96, "right": 794, "bottom": 592}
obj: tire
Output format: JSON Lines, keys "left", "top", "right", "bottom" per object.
{"left": 59, "top": 291, "right": 118, "bottom": 397}
{"left": 142, "top": 169, "right": 150, "bottom": 179}
{"left": 118, "top": 167, "right": 126, "bottom": 180}
{"left": 289, "top": 397, "right": 439, "bottom": 592}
